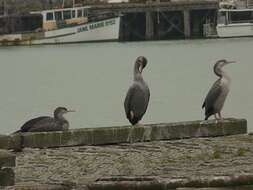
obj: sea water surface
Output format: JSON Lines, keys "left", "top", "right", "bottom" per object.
{"left": 0, "top": 38, "right": 252, "bottom": 134}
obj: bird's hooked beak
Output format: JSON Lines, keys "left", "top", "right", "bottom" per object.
{"left": 139, "top": 64, "right": 143, "bottom": 73}
{"left": 216, "top": 60, "right": 236, "bottom": 68}
{"left": 138, "top": 61, "right": 147, "bottom": 73}
{"left": 223, "top": 60, "right": 236, "bottom": 67}
{"left": 67, "top": 109, "right": 76, "bottom": 113}
{"left": 136, "top": 56, "right": 147, "bottom": 73}
{"left": 226, "top": 60, "right": 236, "bottom": 64}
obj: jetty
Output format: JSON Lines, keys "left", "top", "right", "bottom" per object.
{"left": 90, "top": 0, "right": 219, "bottom": 40}
{"left": 0, "top": 0, "right": 219, "bottom": 42}
{"left": 1, "top": 118, "right": 253, "bottom": 189}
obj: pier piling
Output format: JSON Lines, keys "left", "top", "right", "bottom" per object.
{"left": 183, "top": 9, "right": 191, "bottom": 38}
{"left": 145, "top": 11, "right": 155, "bottom": 40}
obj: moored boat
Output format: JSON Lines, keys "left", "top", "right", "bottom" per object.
{"left": 0, "top": 6, "right": 121, "bottom": 45}
{"left": 216, "top": 8, "right": 253, "bottom": 37}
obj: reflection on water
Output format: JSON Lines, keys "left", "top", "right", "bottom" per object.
{"left": 0, "top": 38, "right": 253, "bottom": 134}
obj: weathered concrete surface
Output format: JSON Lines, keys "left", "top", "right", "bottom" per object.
{"left": 0, "top": 150, "right": 15, "bottom": 167}
{"left": 2, "top": 183, "right": 71, "bottom": 190}
{"left": 13, "top": 134, "right": 253, "bottom": 189}
{"left": 0, "top": 134, "right": 21, "bottom": 150}
{"left": 0, "top": 150, "right": 16, "bottom": 186}
{"left": 4, "top": 118, "right": 247, "bottom": 149}
{"left": 0, "top": 168, "right": 15, "bottom": 187}
{"left": 178, "top": 187, "right": 253, "bottom": 190}
{"left": 89, "top": 175, "right": 253, "bottom": 190}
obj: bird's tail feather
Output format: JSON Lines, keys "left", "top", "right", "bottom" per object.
{"left": 129, "top": 117, "right": 139, "bottom": 126}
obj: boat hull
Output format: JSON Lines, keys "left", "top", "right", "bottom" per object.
{"left": 0, "top": 17, "right": 120, "bottom": 45}
{"left": 217, "top": 23, "right": 253, "bottom": 38}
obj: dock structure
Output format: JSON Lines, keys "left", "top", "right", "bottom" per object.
{"left": 0, "top": 149, "right": 15, "bottom": 187}
{"left": 0, "top": 118, "right": 247, "bottom": 149}
{"left": 0, "top": 0, "right": 218, "bottom": 41}
{"left": 1, "top": 118, "right": 253, "bottom": 189}
{"left": 89, "top": 0, "right": 219, "bottom": 40}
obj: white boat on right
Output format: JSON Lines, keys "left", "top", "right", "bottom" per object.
{"left": 217, "top": 8, "right": 253, "bottom": 37}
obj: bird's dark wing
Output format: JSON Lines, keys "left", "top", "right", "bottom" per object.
{"left": 202, "top": 79, "right": 222, "bottom": 110}
{"left": 124, "top": 82, "right": 150, "bottom": 121}
{"left": 27, "top": 117, "right": 59, "bottom": 132}
{"left": 20, "top": 116, "right": 50, "bottom": 132}
{"left": 124, "top": 85, "right": 136, "bottom": 120}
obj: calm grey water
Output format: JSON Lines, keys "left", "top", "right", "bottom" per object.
{"left": 0, "top": 38, "right": 252, "bottom": 134}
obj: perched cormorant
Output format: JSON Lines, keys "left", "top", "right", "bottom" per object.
{"left": 202, "top": 59, "right": 236, "bottom": 120}
{"left": 124, "top": 56, "right": 150, "bottom": 125}
{"left": 14, "top": 107, "right": 75, "bottom": 133}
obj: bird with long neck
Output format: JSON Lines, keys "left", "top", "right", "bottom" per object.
{"left": 124, "top": 56, "right": 150, "bottom": 125}
{"left": 202, "top": 59, "right": 236, "bottom": 121}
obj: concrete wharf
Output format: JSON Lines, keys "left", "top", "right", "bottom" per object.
{"left": 1, "top": 118, "right": 253, "bottom": 190}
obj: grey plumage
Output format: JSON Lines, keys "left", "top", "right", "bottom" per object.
{"left": 14, "top": 107, "right": 75, "bottom": 133}
{"left": 202, "top": 59, "right": 235, "bottom": 120}
{"left": 124, "top": 56, "right": 150, "bottom": 125}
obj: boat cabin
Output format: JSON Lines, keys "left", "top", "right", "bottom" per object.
{"left": 31, "top": 6, "right": 90, "bottom": 31}
{"left": 218, "top": 9, "right": 253, "bottom": 25}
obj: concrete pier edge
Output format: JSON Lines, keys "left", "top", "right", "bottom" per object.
{"left": 88, "top": 175, "right": 253, "bottom": 190}
{"left": 0, "top": 118, "right": 247, "bottom": 149}
{"left": 0, "top": 149, "right": 16, "bottom": 186}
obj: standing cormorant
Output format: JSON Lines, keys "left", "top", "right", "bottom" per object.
{"left": 124, "top": 56, "right": 150, "bottom": 125}
{"left": 202, "top": 59, "right": 236, "bottom": 120}
{"left": 14, "top": 107, "right": 75, "bottom": 133}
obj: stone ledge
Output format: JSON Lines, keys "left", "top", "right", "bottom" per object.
{"left": 0, "top": 168, "right": 15, "bottom": 186}
{"left": 2, "top": 183, "right": 72, "bottom": 190}
{"left": 0, "top": 134, "right": 21, "bottom": 150}
{"left": 0, "top": 150, "right": 16, "bottom": 187}
{"left": 0, "top": 150, "right": 15, "bottom": 167}
{"left": 0, "top": 118, "right": 248, "bottom": 149}
{"left": 177, "top": 186, "right": 253, "bottom": 190}
{"left": 88, "top": 175, "right": 253, "bottom": 190}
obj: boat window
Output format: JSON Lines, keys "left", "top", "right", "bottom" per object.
{"left": 46, "top": 12, "right": 54, "bottom": 21}
{"left": 230, "top": 11, "right": 253, "bottom": 23}
{"left": 63, "top": 10, "right": 71, "bottom": 19}
{"left": 72, "top": 10, "right": 76, "bottom": 18}
{"left": 77, "top": 9, "right": 83, "bottom": 17}
{"left": 218, "top": 11, "right": 227, "bottom": 24}
{"left": 55, "top": 11, "right": 63, "bottom": 20}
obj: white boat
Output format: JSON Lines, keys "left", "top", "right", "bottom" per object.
{"left": 0, "top": 6, "right": 121, "bottom": 45}
{"left": 216, "top": 8, "right": 253, "bottom": 37}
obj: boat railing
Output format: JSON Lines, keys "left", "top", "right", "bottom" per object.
{"left": 230, "top": 20, "right": 253, "bottom": 24}
{"left": 246, "top": 0, "right": 253, "bottom": 8}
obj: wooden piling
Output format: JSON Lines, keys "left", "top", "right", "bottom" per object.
{"left": 145, "top": 11, "right": 154, "bottom": 40}
{"left": 183, "top": 9, "right": 191, "bottom": 38}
